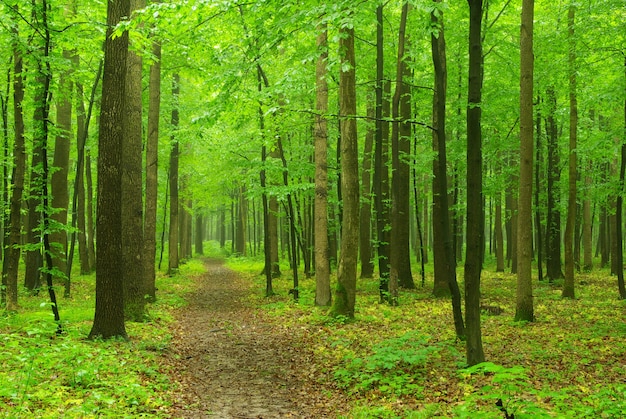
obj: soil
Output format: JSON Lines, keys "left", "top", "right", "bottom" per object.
{"left": 164, "top": 259, "right": 342, "bottom": 418}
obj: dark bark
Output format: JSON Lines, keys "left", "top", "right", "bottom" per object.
{"left": 88, "top": 0, "right": 131, "bottom": 340}
{"left": 373, "top": 4, "right": 391, "bottom": 301}
{"left": 359, "top": 103, "right": 374, "bottom": 279}
{"left": 545, "top": 86, "right": 563, "bottom": 281}
{"left": 465, "top": 0, "right": 485, "bottom": 365}
{"left": 562, "top": 5, "right": 577, "bottom": 299}
{"left": 168, "top": 74, "right": 180, "bottom": 276}
{"left": 389, "top": 2, "right": 415, "bottom": 298}
{"left": 195, "top": 213, "right": 204, "bottom": 255}
{"left": 534, "top": 95, "right": 543, "bottom": 280}
{"left": 431, "top": 0, "right": 465, "bottom": 339}
{"left": 515, "top": 0, "right": 535, "bottom": 322}
{"left": 122, "top": 0, "right": 146, "bottom": 321}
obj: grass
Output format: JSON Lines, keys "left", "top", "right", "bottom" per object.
{"left": 232, "top": 256, "right": 626, "bottom": 418}
{"left": 0, "top": 257, "right": 205, "bottom": 418}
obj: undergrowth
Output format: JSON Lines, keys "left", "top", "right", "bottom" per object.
{"left": 234, "top": 255, "right": 626, "bottom": 418}
{"left": 0, "top": 257, "right": 204, "bottom": 418}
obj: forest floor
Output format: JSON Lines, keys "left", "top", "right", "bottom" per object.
{"left": 163, "top": 258, "right": 344, "bottom": 418}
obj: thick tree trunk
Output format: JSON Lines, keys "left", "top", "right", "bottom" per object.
{"left": 314, "top": 25, "right": 331, "bottom": 306}
{"left": 89, "top": 0, "right": 131, "bottom": 340}
{"left": 562, "top": 5, "right": 577, "bottom": 299}
{"left": 465, "top": 0, "right": 485, "bottom": 365}
{"left": 122, "top": 0, "right": 146, "bottom": 321}
{"left": 330, "top": 24, "right": 359, "bottom": 319}
{"left": 515, "top": 0, "right": 535, "bottom": 322}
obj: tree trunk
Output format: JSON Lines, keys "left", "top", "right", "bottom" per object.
{"left": 86, "top": 149, "right": 96, "bottom": 269}
{"left": 168, "top": 74, "right": 180, "bottom": 275}
{"left": 562, "top": 4, "right": 577, "bottom": 299}
{"left": 617, "top": 56, "right": 626, "bottom": 300}
{"left": 51, "top": 49, "right": 73, "bottom": 295}
{"left": 76, "top": 82, "right": 91, "bottom": 275}
{"left": 314, "top": 24, "right": 331, "bottom": 306}
{"left": 2, "top": 22, "right": 26, "bottom": 311}
{"left": 373, "top": 4, "right": 391, "bottom": 301}
{"left": 122, "top": 0, "right": 146, "bottom": 321}
{"left": 389, "top": 2, "right": 415, "bottom": 298}
{"left": 330, "top": 24, "right": 359, "bottom": 319}
{"left": 534, "top": 95, "right": 544, "bottom": 280}
{"left": 431, "top": 0, "right": 465, "bottom": 339}
{"left": 88, "top": 0, "right": 131, "bottom": 340}
{"left": 582, "top": 160, "right": 593, "bottom": 271}
{"left": 195, "top": 213, "right": 204, "bottom": 255}
{"left": 515, "top": 0, "right": 535, "bottom": 322}
{"left": 495, "top": 193, "right": 505, "bottom": 272}
{"left": 465, "top": 0, "right": 485, "bottom": 365}
{"left": 359, "top": 102, "right": 374, "bottom": 279}
{"left": 545, "top": 86, "right": 563, "bottom": 281}
{"left": 144, "top": 36, "right": 161, "bottom": 302}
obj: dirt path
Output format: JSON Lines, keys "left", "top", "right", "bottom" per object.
{"left": 165, "top": 259, "right": 339, "bottom": 418}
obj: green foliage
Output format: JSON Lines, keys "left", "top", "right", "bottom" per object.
{"left": 334, "top": 331, "right": 443, "bottom": 397}
{"left": 0, "top": 263, "right": 198, "bottom": 418}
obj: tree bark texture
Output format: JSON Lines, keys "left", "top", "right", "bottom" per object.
{"left": 431, "top": 0, "right": 465, "bottom": 338}
{"left": 122, "top": 0, "right": 146, "bottom": 321}
{"left": 465, "top": 0, "right": 485, "bottom": 365}
{"left": 389, "top": 2, "right": 415, "bottom": 297}
{"left": 89, "top": 0, "right": 131, "bottom": 340}
{"left": 331, "top": 25, "right": 359, "bottom": 318}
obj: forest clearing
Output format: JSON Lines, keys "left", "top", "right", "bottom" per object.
{"left": 1, "top": 250, "right": 625, "bottom": 417}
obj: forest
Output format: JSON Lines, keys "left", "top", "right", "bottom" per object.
{"left": 1, "top": 0, "right": 625, "bottom": 417}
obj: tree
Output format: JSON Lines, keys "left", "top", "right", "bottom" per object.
{"left": 389, "top": 2, "right": 415, "bottom": 300}
{"left": 515, "top": 0, "right": 535, "bottom": 322}
{"left": 373, "top": 4, "right": 391, "bottom": 301}
{"left": 314, "top": 23, "right": 331, "bottom": 306}
{"left": 465, "top": 0, "right": 485, "bottom": 366}
{"left": 122, "top": 0, "right": 146, "bottom": 321}
{"left": 431, "top": 0, "right": 465, "bottom": 339}
{"left": 168, "top": 73, "right": 180, "bottom": 276}
{"left": 545, "top": 86, "right": 563, "bottom": 281}
{"left": 562, "top": 4, "right": 577, "bottom": 299}
{"left": 88, "top": 0, "right": 131, "bottom": 340}
{"left": 144, "top": 23, "right": 161, "bottom": 302}
{"left": 330, "top": 22, "right": 358, "bottom": 319}
{"left": 2, "top": 7, "right": 26, "bottom": 311}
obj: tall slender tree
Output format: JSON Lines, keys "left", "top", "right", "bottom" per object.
{"left": 389, "top": 2, "right": 415, "bottom": 300}
{"left": 431, "top": 0, "right": 465, "bottom": 338}
{"left": 314, "top": 24, "right": 331, "bottom": 306}
{"left": 515, "top": 0, "right": 535, "bottom": 322}
{"left": 2, "top": 8, "right": 26, "bottom": 311}
{"left": 168, "top": 74, "right": 180, "bottom": 276}
{"left": 330, "top": 22, "right": 359, "bottom": 318}
{"left": 562, "top": 4, "right": 577, "bottom": 299}
{"left": 465, "top": 0, "right": 485, "bottom": 365}
{"left": 144, "top": 22, "right": 161, "bottom": 302}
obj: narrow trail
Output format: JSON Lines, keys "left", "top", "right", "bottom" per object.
{"left": 165, "top": 259, "right": 339, "bottom": 418}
